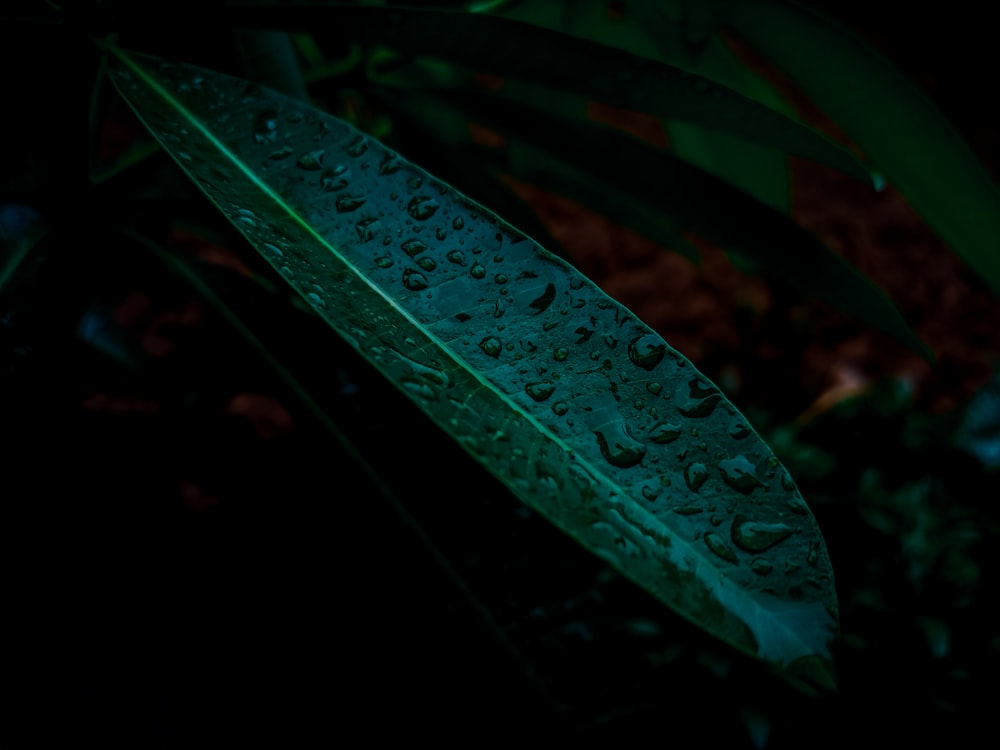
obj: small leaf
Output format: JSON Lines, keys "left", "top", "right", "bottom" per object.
{"left": 105, "top": 46, "right": 838, "bottom": 680}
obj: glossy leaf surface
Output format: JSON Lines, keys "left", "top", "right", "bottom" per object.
{"left": 106, "top": 47, "right": 838, "bottom": 681}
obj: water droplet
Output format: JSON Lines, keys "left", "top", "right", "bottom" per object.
{"left": 751, "top": 558, "right": 773, "bottom": 575}
{"left": 684, "top": 462, "right": 709, "bottom": 491}
{"left": 492, "top": 298, "right": 506, "bottom": 318}
{"left": 402, "top": 269, "right": 428, "bottom": 291}
{"left": 408, "top": 196, "right": 440, "bottom": 220}
{"left": 402, "top": 379, "right": 436, "bottom": 402}
{"left": 786, "top": 498, "right": 809, "bottom": 515}
{"left": 719, "top": 455, "right": 764, "bottom": 494}
{"left": 297, "top": 150, "right": 324, "bottom": 169}
{"left": 262, "top": 243, "right": 283, "bottom": 257}
{"left": 355, "top": 217, "right": 379, "bottom": 242}
{"left": 628, "top": 334, "right": 666, "bottom": 370}
{"left": 321, "top": 165, "right": 350, "bottom": 191}
{"left": 452, "top": 217, "right": 465, "bottom": 230}
{"left": 641, "top": 484, "right": 660, "bottom": 501}
{"left": 525, "top": 381, "right": 556, "bottom": 402}
{"left": 781, "top": 471, "right": 796, "bottom": 491}
{"left": 494, "top": 274, "right": 508, "bottom": 284}
{"left": 267, "top": 146, "right": 293, "bottom": 160}
{"left": 648, "top": 421, "right": 682, "bottom": 444}
{"left": 417, "top": 257, "right": 437, "bottom": 271}
{"left": 401, "top": 239, "right": 427, "bottom": 257}
{"left": 479, "top": 336, "right": 502, "bottom": 357}
{"left": 345, "top": 135, "right": 368, "bottom": 157}
{"left": 552, "top": 401, "right": 569, "bottom": 416}
{"left": 527, "top": 283, "right": 556, "bottom": 314}
{"left": 335, "top": 194, "right": 366, "bottom": 212}
{"left": 594, "top": 424, "right": 646, "bottom": 468}
{"left": 677, "top": 378, "right": 721, "bottom": 418}
{"left": 807, "top": 541, "right": 820, "bottom": 567}
{"left": 306, "top": 291, "right": 326, "bottom": 309}
{"left": 253, "top": 109, "right": 278, "bottom": 143}
{"left": 672, "top": 504, "right": 702, "bottom": 515}
{"left": 646, "top": 382, "right": 662, "bottom": 395}
{"left": 375, "top": 256, "right": 394, "bottom": 268}
{"left": 727, "top": 417, "right": 750, "bottom": 439}
{"left": 731, "top": 515, "right": 794, "bottom": 553}
{"left": 553, "top": 347, "right": 568, "bottom": 362}
{"left": 379, "top": 154, "right": 401, "bottom": 174}
{"left": 704, "top": 532, "right": 738, "bottom": 563}
{"left": 470, "top": 263, "right": 486, "bottom": 279}
{"left": 446, "top": 250, "right": 464, "bottom": 265}
{"left": 280, "top": 265, "right": 294, "bottom": 279}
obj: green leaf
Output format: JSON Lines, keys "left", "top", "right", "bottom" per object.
{"left": 225, "top": 1, "right": 871, "bottom": 183}
{"left": 104, "top": 46, "right": 839, "bottom": 683}
{"left": 490, "top": 0, "right": 792, "bottom": 212}
{"left": 718, "top": 0, "right": 1000, "bottom": 298}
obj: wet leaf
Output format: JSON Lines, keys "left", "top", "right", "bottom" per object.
{"left": 105, "top": 46, "right": 838, "bottom": 681}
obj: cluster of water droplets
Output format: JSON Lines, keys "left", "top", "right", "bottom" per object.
{"left": 112, "top": 55, "right": 835, "bottom": 637}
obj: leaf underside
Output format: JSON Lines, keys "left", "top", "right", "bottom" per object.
{"left": 106, "top": 47, "right": 838, "bottom": 682}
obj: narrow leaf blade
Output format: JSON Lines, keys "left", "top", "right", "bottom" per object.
{"left": 225, "top": 1, "right": 870, "bottom": 182}
{"left": 106, "top": 47, "right": 839, "bottom": 680}
{"left": 720, "top": 0, "right": 1000, "bottom": 298}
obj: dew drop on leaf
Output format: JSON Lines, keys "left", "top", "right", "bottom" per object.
{"left": 407, "top": 196, "right": 440, "bottom": 220}
{"left": 402, "top": 239, "right": 427, "bottom": 257}
{"left": 594, "top": 424, "right": 646, "bottom": 468}
{"left": 704, "top": 532, "right": 739, "bottom": 564}
{"left": 297, "top": 150, "right": 324, "bottom": 169}
{"left": 470, "top": 263, "right": 486, "bottom": 279}
{"left": 627, "top": 334, "right": 666, "bottom": 370}
{"left": 321, "top": 165, "right": 350, "bottom": 191}
{"left": 731, "top": 515, "right": 794, "bottom": 553}
{"left": 335, "top": 195, "right": 366, "bottom": 213}
{"left": 402, "top": 269, "right": 428, "bottom": 291}
{"left": 648, "top": 421, "right": 682, "bottom": 444}
{"left": 417, "top": 257, "right": 437, "bottom": 271}
{"left": 719, "top": 455, "right": 764, "bottom": 494}
{"left": 479, "top": 336, "right": 502, "bottom": 358}
{"left": 751, "top": 558, "right": 774, "bottom": 575}
{"left": 552, "top": 401, "right": 569, "bottom": 416}
{"left": 378, "top": 154, "right": 401, "bottom": 174}
{"left": 345, "top": 135, "right": 368, "bottom": 157}
{"left": 553, "top": 347, "right": 568, "bottom": 362}
{"left": 446, "top": 250, "right": 464, "bottom": 265}
{"left": 253, "top": 109, "right": 278, "bottom": 143}
{"left": 684, "top": 462, "right": 709, "bottom": 491}
{"left": 525, "top": 381, "right": 556, "bottom": 402}
{"left": 374, "top": 256, "right": 393, "bottom": 268}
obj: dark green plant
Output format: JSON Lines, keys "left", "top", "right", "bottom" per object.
{"left": 4, "top": 0, "right": 998, "bottom": 711}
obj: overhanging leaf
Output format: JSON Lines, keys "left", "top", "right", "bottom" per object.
{"left": 223, "top": 1, "right": 871, "bottom": 183}
{"left": 105, "top": 46, "right": 839, "bottom": 683}
{"left": 718, "top": 0, "right": 1000, "bottom": 298}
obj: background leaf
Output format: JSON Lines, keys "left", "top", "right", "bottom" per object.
{"left": 106, "top": 46, "right": 839, "bottom": 681}
{"left": 718, "top": 0, "right": 1000, "bottom": 298}
{"left": 225, "top": 1, "right": 872, "bottom": 182}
